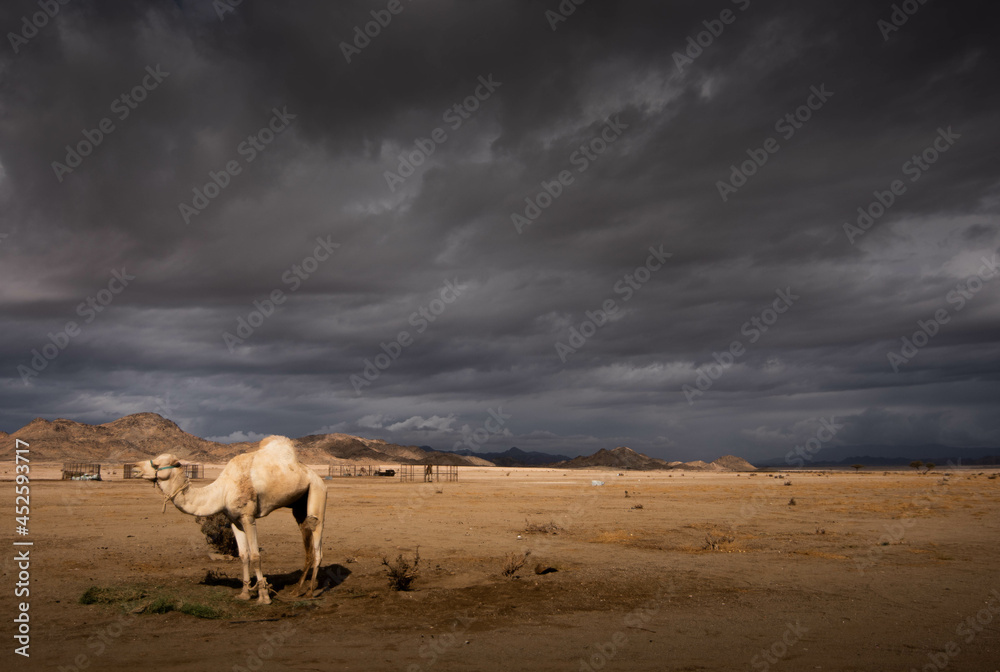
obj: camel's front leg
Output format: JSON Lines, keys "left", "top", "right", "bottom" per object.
{"left": 232, "top": 523, "right": 252, "bottom": 601}
{"left": 306, "top": 515, "right": 324, "bottom": 597}
{"left": 241, "top": 516, "right": 270, "bottom": 605}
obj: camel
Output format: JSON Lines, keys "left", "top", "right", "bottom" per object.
{"left": 133, "top": 435, "right": 327, "bottom": 604}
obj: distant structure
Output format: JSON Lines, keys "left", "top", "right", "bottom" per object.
{"left": 62, "top": 462, "right": 102, "bottom": 480}
{"left": 397, "top": 464, "right": 459, "bottom": 483}
{"left": 328, "top": 464, "right": 395, "bottom": 477}
{"left": 125, "top": 462, "right": 202, "bottom": 479}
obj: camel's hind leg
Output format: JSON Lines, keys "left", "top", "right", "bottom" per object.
{"left": 292, "top": 477, "right": 327, "bottom": 597}
{"left": 291, "top": 497, "right": 314, "bottom": 596}
{"left": 232, "top": 522, "right": 252, "bottom": 601}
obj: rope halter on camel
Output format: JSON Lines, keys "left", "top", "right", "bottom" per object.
{"left": 150, "top": 460, "right": 189, "bottom": 513}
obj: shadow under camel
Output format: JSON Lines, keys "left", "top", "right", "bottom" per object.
{"left": 200, "top": 563, "right": 352, "bottom": 598}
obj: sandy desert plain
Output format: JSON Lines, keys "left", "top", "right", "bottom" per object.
{"left": 2, "top": 464, "right": 999, "bottom": 672}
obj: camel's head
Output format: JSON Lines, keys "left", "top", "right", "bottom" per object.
{"left": 134, "top": 453, "right": 183, "bottom": 484}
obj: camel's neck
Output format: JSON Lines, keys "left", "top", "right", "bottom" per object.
{"left": 158, "top": 474, "right": 226, "bottom": 517}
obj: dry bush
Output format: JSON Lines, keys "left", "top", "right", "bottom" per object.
{"left": 501, "top": 551, "right": 530, "bottom": 578}
{"left": 703, "top": 533, "right": 735, "bottom": 551}
{"left": 197, "top": 513, "right": 239, "bottom": 557}
{"left": 381, "top": 548, "right": 420, "bottom": 591}
{"left": 524, "top": 519, "right": 563, "bottom": 535}
{"left": 788, "top": 498, "right": 796, "bottom": 505}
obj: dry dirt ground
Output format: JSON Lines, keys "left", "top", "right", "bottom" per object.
{"left": 2, "top": 465, "right": 999, "bottom": 671}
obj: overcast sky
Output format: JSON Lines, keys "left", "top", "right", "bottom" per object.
{"left": 1, "top": 0, "right": 998, "bottom": 462}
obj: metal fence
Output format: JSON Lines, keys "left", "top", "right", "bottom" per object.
{"left": 123, "top": 463, "right": 202, "bottom": 479}
{"left": 62, "top": 463, "right": 102, "bottom": 480}
{"left": 397, "top": 464, "right": 459, "bottom": 483}
{"left": 328, "top": 464, "right": 396, "bottom": 478}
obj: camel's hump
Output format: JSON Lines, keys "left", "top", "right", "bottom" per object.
{"left": 257, "top": 435, "right": 298, "bottom": 461}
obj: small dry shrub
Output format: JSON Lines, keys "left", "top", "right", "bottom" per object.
{"left": 381, "top": 548, "right": 420, "bottom": 591}
{"left": 501, "top": 551, "right": 530, "bottom": 578}
{"left": 788, "top": 498, "right": 796, "bottom": 505}
{"left": 703, "top": 533, "right": 735, "bottom": 551}
{"left": 524, "top": 519, "right": 562, "bottom": 535}
{"left": 197, "top": 513, "right": 238, "bottom": 557}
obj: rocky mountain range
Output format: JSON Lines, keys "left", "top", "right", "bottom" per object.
{"left": 0, "top": 413, "right": 493, "bottom": 467}
{"left": 0, "top": 414, "right": 757, "bottom": 471}
{"left": 552, "top": 446, "right": 756, "bottom": 471}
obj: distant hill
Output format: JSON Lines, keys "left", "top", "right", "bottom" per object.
{"left": 0, "top": 413, "right": 493, "bottom": 467}
{"left": 551, "top": 447, "right": 756, "bottom": 471}
{"left": 711, "top": 455, "right": 758, "bottom": 471}
{"left": 447, "top": 446, "right": 572, "bottom": 467}
{"left": 758, "top": 447, "right": 1000, "bottom": 469}
{"left": 554, "top": 447, "right": 672, "bottom": 470}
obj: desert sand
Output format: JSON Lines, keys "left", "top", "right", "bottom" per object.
{"left": 1, "top": 465, "right": 998, "bottom": 671}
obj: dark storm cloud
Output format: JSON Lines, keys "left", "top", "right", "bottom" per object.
{"left": 1, "top": 0, "right": 998, "bottom": 462}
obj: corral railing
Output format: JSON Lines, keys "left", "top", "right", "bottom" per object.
{"left": 398, "top": 464, "right": 458, "bottom": 483}
{"left": 123, "top": 463, "right": 203, "bottom": 479}
{"left": 328, "top": 464, "right": 396, "bottom": 478}
{"left": 62, "top": 463, "right": 101, "bottom": 481}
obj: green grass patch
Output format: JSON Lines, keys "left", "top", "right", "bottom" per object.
{"left": 79, "top": 586, "right": 148, "bottom": 605}
{"left": 178, "top": 602, "right": 224, "bottom": 619}
{"left": 147, "top": 597, "right": 177, "bottom": 614}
